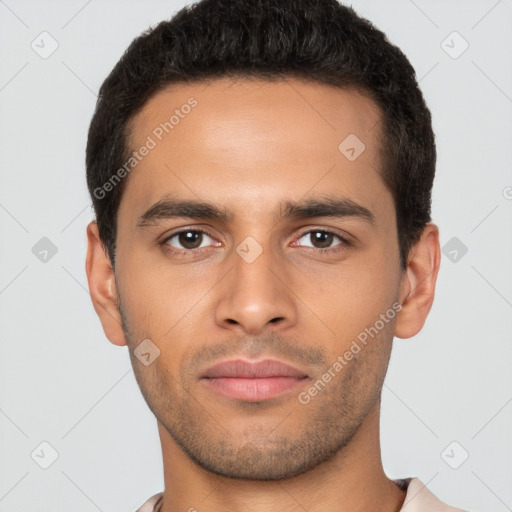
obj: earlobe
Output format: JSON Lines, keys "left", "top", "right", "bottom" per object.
{"left": 394, "top": 223, "right": 441, "bottom": 339}
{"left": 85, "top": 221, "right": 127, "bottom": 347}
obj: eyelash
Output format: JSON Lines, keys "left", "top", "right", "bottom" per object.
{"left": 160, "top": 228, "right": 352, "bottom": 256}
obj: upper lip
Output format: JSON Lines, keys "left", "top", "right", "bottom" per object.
{"left": 200, "top": 359, "right": 308, "bottom": 379}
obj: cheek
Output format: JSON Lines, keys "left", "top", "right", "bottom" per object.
{"left": 117, "top": 251, "right": 215, "bottom": 344}
{"left": 302, "top": 249, "right": 399, "bottom": 349}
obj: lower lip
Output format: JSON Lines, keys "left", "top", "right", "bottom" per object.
{"left": 201, "top": 376, "right": 307, "bottom": 401}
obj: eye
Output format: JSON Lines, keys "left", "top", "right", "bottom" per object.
{"left": 162, "top": 229, "right": 217, "bottom": 253}
{"left": 294, "top": 229, "right": 350, "bottom": 252}
{"left": 160, "top": 227, "right": 351, "bottom": 256}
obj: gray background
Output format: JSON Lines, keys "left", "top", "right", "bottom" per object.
{"left": 0, "top": 0, "right": 511, "bottom": 510}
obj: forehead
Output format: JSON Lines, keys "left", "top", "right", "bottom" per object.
{"left": 119, "top": 77, "right": 389, "bottom": 227}
{"left": 129, "top": 76, "right": 382, "bottom": 154}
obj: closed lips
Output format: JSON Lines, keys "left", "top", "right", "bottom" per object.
{"left": 200, "top": 359, "right": 308, "bottom": 379}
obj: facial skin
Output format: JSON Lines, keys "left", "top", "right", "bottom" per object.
{"left": 86, "top": 77, "right": 440, "bottom": 512}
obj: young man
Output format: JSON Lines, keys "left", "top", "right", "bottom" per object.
{"left": 85, "top": 0, "right": 466, "bottom": 510}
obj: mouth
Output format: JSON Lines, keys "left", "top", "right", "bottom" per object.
{"left": 200, "top": 359, "right": 309, "bottom": 402}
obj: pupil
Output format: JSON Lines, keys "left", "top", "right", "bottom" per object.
{"left": 313, "top": 231, "right": 332, "bottom": 248}
{"left": 180, "top": 231, "right": 201, "bottom": 249}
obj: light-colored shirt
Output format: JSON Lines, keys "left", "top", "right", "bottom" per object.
{"left": 135, "top": 477, "right": 467, "bottom": 511}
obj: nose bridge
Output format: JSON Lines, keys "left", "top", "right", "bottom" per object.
{"left": 235, "top": 236, "right": 280, "bottom": 293}
{"left": 214, "top": 233, "right": 297, "bottom": 332}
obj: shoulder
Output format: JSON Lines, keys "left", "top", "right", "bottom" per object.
{"left": 134, "top": 492, "right": 164, "bottom": 512}
{"left": 399, "top": 478, "right": 468, "bottom": 512}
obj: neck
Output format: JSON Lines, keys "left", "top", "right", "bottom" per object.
{"left": 156, "top": 401, "right": 406, "bottom": 512}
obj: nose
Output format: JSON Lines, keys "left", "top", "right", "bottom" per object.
{"left": 214, "top": 242, "right": 298, "bottom": 335}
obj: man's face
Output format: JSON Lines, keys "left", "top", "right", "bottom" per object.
{"left": 114, "top": 77, "right": 405, "bottom": 479}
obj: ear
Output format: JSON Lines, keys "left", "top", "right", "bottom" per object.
{"left": 85, "top": 221, "right": 127, "bottom": 346}
{"left": 394, "top": 222, "right": 441, "bottom": 339}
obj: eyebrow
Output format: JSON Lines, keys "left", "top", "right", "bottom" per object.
{"left": 136, "top": 194, "right": 376, "bottom": 228}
